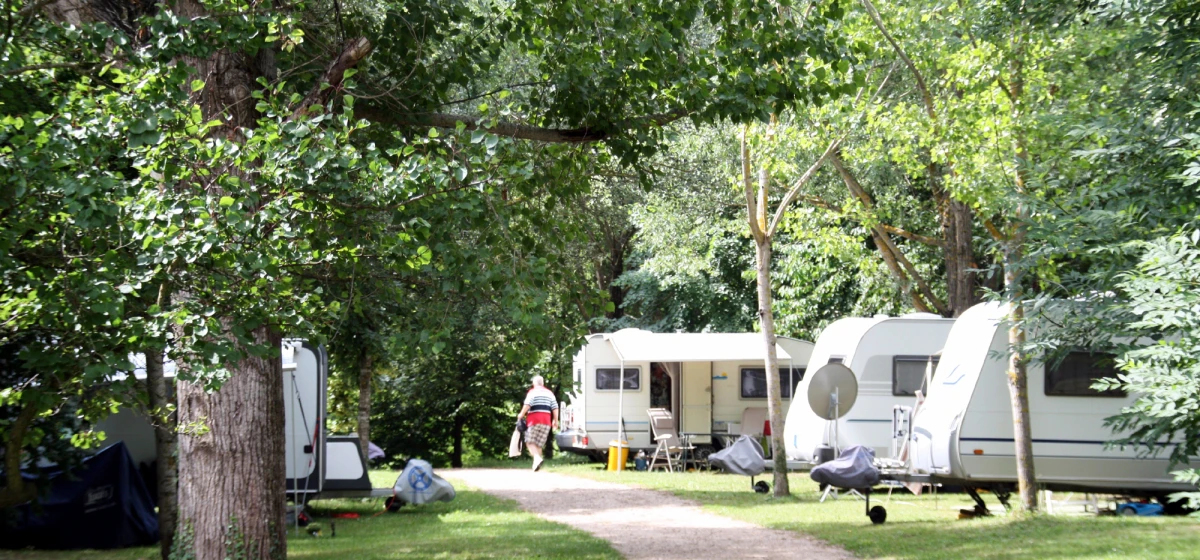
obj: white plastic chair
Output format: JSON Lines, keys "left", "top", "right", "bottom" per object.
{"left": 647, "top": 408, "right": 691, "bottom": 472}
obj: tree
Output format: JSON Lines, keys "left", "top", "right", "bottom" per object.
{"left": 14, "top": 0, "right": 854, "bottom": 555}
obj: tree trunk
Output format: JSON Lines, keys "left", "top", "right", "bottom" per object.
{"left": 944, "top": 198, "right": 978, "bottom": 317}
{"left": 176, "top": 326, "right": 286, "bottom": 559}
{"left": 451, "top": 413, "right": 465, "bottom": 468}
{"left": 357, "top": 350, "right": 372, "bottom": 464}
{"left": 1004, "top": 235, "right": 1037, "bottom": 512}
{"left": 1003, "top": 35, "right": 1037, "bottom": 513}
{"left": 0, "top": 402, "right": 38, "bottom": 509}
{"left": 754, "top": 238, "right": 790, "bottom": 497}
{"left": 144, "top": 345, "right": 178, "bottom": 559}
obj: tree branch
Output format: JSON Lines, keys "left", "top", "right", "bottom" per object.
{"left": 20, "top": 0, "right": 60, "bottom": 17}
{"left": 792, "top": 191, "right": 944, "bottom": 247}
{"left": 742, "top": 126, "right": 764, "bottom": 243}
{"left": 861, "top": 0, "right": 935, "bottom": 121}
{"left": 983, "top": 216, "right": 1006, "bottom": 242}
{"left": 767, "top": 137, "right": 842, "bottom": 237}
{"left": 1, "top": 61, "right": 87, "bottom": 76}
{"left": 293, "top": 37, "right": 373, "bottom": 120}
{"left": 361, "top": 108, "right": 688, "bottom": 144}
{"left": 831, "top": 151, "right": 949, "bottom": 315}
{"left": 880, "top": 224, "right": 943, "bottom": 247}
{"left": 765, "top": 61, "right": 897, "bottom": 237}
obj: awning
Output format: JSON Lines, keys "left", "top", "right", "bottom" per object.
{"left": 603, "top": 329, "right": 793, "bottom": 362}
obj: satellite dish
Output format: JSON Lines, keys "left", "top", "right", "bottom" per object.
{"left": 807, "top": 363, "right": 859, "bottom": 420}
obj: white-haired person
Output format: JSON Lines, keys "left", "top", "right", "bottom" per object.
{"left": 516, "top": 375, "right": 559, "bottom": 471}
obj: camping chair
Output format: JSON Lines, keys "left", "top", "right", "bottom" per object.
{"left": 647, "top": 408, "right": 691, "bottom": 472}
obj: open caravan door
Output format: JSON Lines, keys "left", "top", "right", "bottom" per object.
{"left": 284, "top": 340, "right": 383, "bottom": 499}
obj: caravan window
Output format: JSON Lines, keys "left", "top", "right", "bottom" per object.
{"left": 1045, "top": 352, "right": 1125, "bottom": 397}
{"left": 596, "top": 367, "right": 640, "bottom": 391}
{"left": 893, "top": 356, "right": 939, "bottom": 396}
{"left": 740, "top": 367, "right": 806, "bottom": 399}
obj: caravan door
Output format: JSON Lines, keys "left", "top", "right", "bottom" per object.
{"left": 284, "top": 341, "right": 326, "bottom": 496}
{"left": 680, "top": 362, "right": 712, "bottom": 445}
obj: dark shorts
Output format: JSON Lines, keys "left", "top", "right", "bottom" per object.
{"left": 526, "top": 424, "right": 552, "bottom": 448}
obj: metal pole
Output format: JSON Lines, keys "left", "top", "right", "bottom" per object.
{"left": 618, "top": 358, "right": 625, "bottom": 471}
{"left": 289, "top": 367, "right": 298, "bottom": 535}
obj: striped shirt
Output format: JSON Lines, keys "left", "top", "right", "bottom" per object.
{"left": 524, "top": 386, "right": 558, "bottom": 426}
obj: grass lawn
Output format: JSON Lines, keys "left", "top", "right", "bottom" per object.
{"left": 551, "top": 461, "right": 1200, "bottom": 560}
{"left": 2, "top": 470, "right": 618, "bottom": 560}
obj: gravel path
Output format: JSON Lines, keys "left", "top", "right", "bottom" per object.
{"left": 444, "top": 469, "right": 855, "bottom": 560}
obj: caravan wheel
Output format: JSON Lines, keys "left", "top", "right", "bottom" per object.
{"left": 868, "top": 506, "right": 887, "bottom": 525}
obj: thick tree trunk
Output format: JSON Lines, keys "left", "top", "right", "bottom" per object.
{"left": 144, "top": 346, "right": 178, "bottom": 559}
{"left": 754, "top": 239, "right": 789, "bottom": 497}
{"left": 357, "top": 351, "right": 372, "bottom": 464}
{"left": 176, "top": 326, "right": 285, "bottom": 559}
{"left": 944, "top": 199, "right": 978, "bottom": 317}
{"left": 0, "top": 402, "right": 38, "bottom": 509}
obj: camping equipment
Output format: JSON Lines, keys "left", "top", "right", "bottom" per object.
{"left": 708, "top": 434, "right": 769, "bottom": 492}
{"left": 0, "top": 442, "right": 159, "bottom": 550}
{"left": 391, "top": 459, "right": 456, "bottom": 506}
{"left": 810, "top": 445, "right": 886, "bottom": 524}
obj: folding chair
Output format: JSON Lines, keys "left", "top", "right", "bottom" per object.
{"left": 647, "top": 408, "right": 691, "bottom": 472}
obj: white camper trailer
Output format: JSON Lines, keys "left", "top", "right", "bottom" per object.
{"left": 556, "top": 329, "right": 814, "bottom": 459}
{"left": 784, "top": 313, "right": 954, "bottom": 465}
{"left": 894, "top": 301, "right": 1192, "bottom": 504}
{"left": 96, "top": 341, "right": 386, "bottom": 500}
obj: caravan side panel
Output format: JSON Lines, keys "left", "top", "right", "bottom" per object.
{"left": 911, "top": 304, "right": 1000, "bottom": 475}
{"left": 843, "top": 320, "right": 953, "bottom": 459}
{"left": 784, "top": 319, "right": 876, "bottom": 461}
{"left": 582, "top": 338, "right": 652, "bottom": 448}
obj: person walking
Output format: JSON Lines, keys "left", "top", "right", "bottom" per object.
{"left": 516, "top": 375, "right": 559, "bottom": 471}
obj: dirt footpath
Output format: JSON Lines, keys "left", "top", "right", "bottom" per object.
{"left": 445, "top": 469, "right": 855, "bottom": 560}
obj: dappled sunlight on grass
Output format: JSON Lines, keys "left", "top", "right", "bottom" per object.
{"left": 553, "top": 463, "right": 1200, "bottom": 559}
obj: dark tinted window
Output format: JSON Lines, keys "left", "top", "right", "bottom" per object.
{"left": 893, "top": 356, "right": 939, "bottom": 396}
{"left": 596, "top": 367, "right": 640, "bottom": 391}
{"left": 740, "top": 367, "right": 806, "bottom": 399}
{"left": 1046, "top": 352, "right": 1124, "bottom": 397}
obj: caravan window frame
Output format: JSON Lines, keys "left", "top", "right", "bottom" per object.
{"left": 594, "top": 366, "right": 642, "bottom": 392}
{"left": 738, "top": 366, "right": 806, "bottom": 400}
{"left": 1044, "top": 351, "right": 1126, "bottom": 397}
{"left": 892, "top": 355, "right": 939, "bottom": 396}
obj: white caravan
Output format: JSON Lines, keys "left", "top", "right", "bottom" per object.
{"left": 96, "top": 340, "right": 386, "bottom": 499}
{"left": 895, "top": 301, "right": 1192, "bottom": 501}
{"left": 556, "top": 329, "right": 814, "bottom": 459}
{"left": 784, "top": 313, "right": 955, "bottom": 464}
